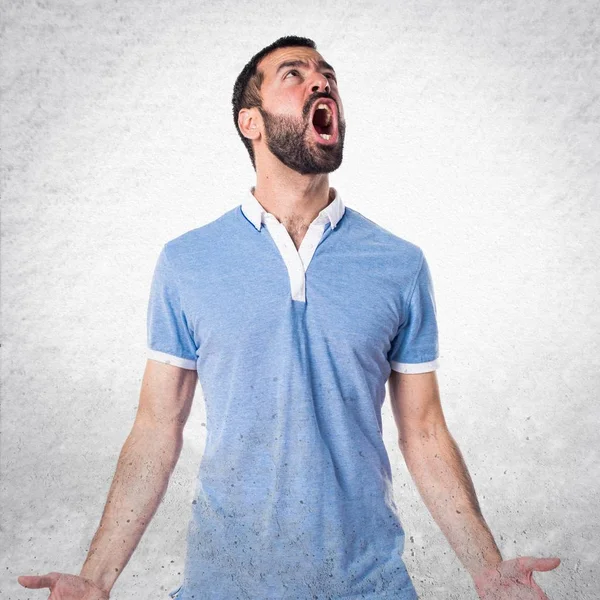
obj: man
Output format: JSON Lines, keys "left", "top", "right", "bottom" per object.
{"left": 19, "top": 35, "right": 560, "bottom": 599}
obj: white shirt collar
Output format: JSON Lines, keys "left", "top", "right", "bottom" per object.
{"left": 241, "top": 186, "right": 346, "bottom": 232}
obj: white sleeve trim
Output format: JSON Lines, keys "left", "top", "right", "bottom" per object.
{"left": 147, "top": 349, "right": 197, "bottom": 370}
{"left": 390, "top": 358, "right": 440, "bottom": 373}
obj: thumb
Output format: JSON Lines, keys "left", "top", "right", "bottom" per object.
{"left": 18, "top": 572, "right": 60, "bottom": 589}
{"left": 518, "top": 556, "right": 561, "bottom": 573}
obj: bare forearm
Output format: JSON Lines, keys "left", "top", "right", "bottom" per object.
{"left": 401, "top": 426, "right": 502, "bottom": 578}
{"left": 79, "top": 425, "right": 182, "bottom": 594}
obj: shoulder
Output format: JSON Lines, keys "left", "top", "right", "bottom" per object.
{"left": 343, "top": 206, "right": 424, "bottom": 268}
{"left": 161, "top": 206, "right": 239, "bottom": 266}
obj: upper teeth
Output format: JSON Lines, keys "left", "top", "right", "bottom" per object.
{"left": 316, "top": 103, "right": 332, "bottom": 125}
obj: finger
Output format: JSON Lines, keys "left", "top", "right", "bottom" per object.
{"left": 518, "top": 557, "right": 561, "bottom": 573}
{"left": 17, "top": 573, "right": 60, "bottom": 589}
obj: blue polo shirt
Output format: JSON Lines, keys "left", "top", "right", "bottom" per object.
{"left": 147, "top": 187, "right": 440, "bottom": 600}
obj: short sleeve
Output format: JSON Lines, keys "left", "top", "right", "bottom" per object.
{"left": 146, "top": 245, "right": 198, "bottom": 370}
{"left": 388, "top": 251, "right": 440, "bottom": 373}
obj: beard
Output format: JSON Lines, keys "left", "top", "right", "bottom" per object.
{"left": 257, "top": 100, "right": 346, "bottom": 175}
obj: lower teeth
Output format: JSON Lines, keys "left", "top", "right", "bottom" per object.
{"left": 319, "top": 133, "right": 331, "bottom": 140}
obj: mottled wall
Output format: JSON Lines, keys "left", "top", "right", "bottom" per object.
{"left": 2, "top": 0, "right": 598, "bottom": 598}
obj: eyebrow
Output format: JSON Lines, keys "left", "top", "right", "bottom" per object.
{"left": 275, "top": 59, "right": 337, "bottom": 77}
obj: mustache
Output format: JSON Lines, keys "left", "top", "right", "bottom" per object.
{"left": 303, "top": 92, "right": 336, "bottom": 119}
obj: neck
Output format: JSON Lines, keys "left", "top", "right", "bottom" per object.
{"left": 252, "top": 158, "right": 333, "bottom": 228}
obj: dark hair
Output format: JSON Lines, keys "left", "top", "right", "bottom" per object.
{"left": 232, "top": 35, "right": 317, "bottom": 171}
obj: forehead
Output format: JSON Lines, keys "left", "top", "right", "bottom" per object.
{"left": 258, "top": 46, "right": 331, "bottom": 81}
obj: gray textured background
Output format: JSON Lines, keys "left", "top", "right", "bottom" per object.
{"left": 2, "top": 0, "right": 599, "bottom": 598}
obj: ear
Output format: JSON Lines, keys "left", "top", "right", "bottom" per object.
{"left": 238, "top": 107, "right": 261, "bottom": 141}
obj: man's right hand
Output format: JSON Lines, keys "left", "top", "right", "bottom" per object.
{"left": 17, "top": 572, "right": 110, "bottom": 599}
{"left": 16, "top": 361, "right": 195, "bottom": 600}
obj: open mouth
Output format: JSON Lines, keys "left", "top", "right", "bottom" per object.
{"left": 311, "top": 102, "right": 336, "bottom": 141}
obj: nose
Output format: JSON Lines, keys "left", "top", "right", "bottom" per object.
{"left": 310, "top": 73, "right": 330, "bottom": 95}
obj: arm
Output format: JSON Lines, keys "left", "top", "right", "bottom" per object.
{"left": 388, "top": 370, "right": 560, "bottom": 598}
{"left": 387, "top": 369, "right": 502, "bottom": 579}
{"left": 78, "top": 359, "right": 198, "bottom": 594}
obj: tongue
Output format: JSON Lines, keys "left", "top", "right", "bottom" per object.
{"left": 313, "top": 112, "right": 332, "bottom": 135}
{"left": 314, "top": 121, "right": 328, "bottom": 135}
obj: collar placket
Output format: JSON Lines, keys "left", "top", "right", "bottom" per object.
{"left": 241, "top": 188, "right": 345, "bottom": 303}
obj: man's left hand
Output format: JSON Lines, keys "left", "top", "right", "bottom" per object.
{"left": 473, "top": 556, "right": 561, "bottom": 599}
